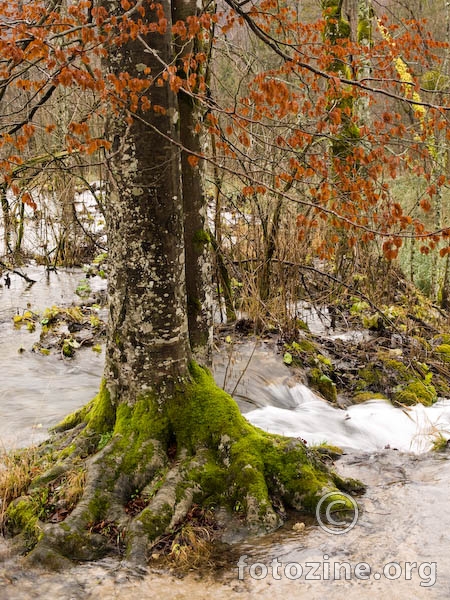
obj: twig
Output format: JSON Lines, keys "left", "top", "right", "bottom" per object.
{"left": 234, "top": 257, "right": 401, "bottom": 333}
{"left": 231, "top": 340, "right": 258, "bottom": 397}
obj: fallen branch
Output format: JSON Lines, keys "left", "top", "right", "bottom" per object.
{"left": 0, "top": 260, "right": 36, "bottom": 284}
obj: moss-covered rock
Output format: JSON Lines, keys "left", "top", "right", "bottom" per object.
{"left": 6, "top": 496, "right": 43, "bottom": 549}
{"left": 354, "top": 351, "right": 437, "bottom": 407}
{"left": 309, "top": 368, "right": 338, "bottom": 403}
{"left": 392, "top": 380, "right": 437, "bottom": 407}
{"left": 434, "top": 344, "right": 450, "bottom": 363}
{"left": 352, "top": 391, "right": 388, "bottom": 404}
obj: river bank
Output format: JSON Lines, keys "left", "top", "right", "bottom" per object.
{"left": 1, "top": 265, "right": 449, "bottom": 598}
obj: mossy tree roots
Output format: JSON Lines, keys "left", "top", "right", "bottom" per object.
{"left": 4, "top": 364, "right": 363, "bottom": 567}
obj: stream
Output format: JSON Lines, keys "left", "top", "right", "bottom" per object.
{"left": 0, "top": 266, "right": 449, "bottom": 598}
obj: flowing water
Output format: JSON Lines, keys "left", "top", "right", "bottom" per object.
{"left": 0, "top": 268, "right": 449, "bottom": 598}
{"left": 0, "top": 264, "right": 106, "bottom": 448}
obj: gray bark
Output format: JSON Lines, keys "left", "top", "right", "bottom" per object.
{"left": 173, "top": 0, "right": 213, "bottom": 363}
{"left": 102, "top": 0, "right": 191, "bottom": 404}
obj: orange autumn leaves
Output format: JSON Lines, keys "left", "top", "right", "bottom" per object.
{"left": 215, "top": 3, "right": 450, "bottom": 262}
{"left": 0, "top": 0, "right": 450, "bottom": 263}
{"left": 0, "top": 0, "right": 216, "bottom": 189}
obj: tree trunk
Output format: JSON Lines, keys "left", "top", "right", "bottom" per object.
{"left": 14, "top": 198, "right": 25, "bottom": 256}
{"left": 211, "top": 130, "right": 237, "bottom": 323}
{"left": 103, "top": 0, "right": 191, "bottom": 404}
{"left": 1, "top": 185, "right": 12, "bottom": 255}
{"left": 173, "top": 0, "right": 213, "bottom": 362}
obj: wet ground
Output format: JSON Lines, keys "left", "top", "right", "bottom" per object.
{"left": 1, "top": 265, "right": 449, "bottom": 598}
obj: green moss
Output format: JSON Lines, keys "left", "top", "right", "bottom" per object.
{"left": 309, "top": 368, "right": 337, "bottom": 403}
{"left": 8, "top": 364, "right": 362, "bottom": 550}
{"left": 97, "top": 432, "right": 113, "bottom": 451}
{"left": 355, "top": 352, "right": 438, "bottom": 407}
{"left": 350, "top": 300, "right": 370, "bottom": 315}
{"left": 381, "top": 358, "right": 411, "bottom": 379}
{"left": 433, "top": 375, "right": 450, "bottom": 397}
{"left": 316, "top": 443, "right": 343, "bottom": 455}
{"left": 283, "top": 352, "right": 293, "bottom": 365}
{"left": 114, "top": 394, "right": 168, "bottom": 444}
{"left": 6, "top": 497, "right": 43, "bottom": 548}
{"left": 62, "top": 341, "right": 75, "bottom": 358}
{"left": 295, "top": 319, "right": 309, "bottom": 331}
{"left": 414, "top": 336, "right": 431, "bottom": 352}
{"left": 392, "top": 380, "right": 437, "bottom": 407}
{"left": 355, "top": 364, "right": 382, "bottom": 390}
{"left": 435, "top": 344, "right": 450, "bottom": 363}
{"left": 323, "top": 1, "right": 351, "bottom": 43}
{"left": 332, "top": 472, "right": 365, "bottom": 494}
{"left": 58, "top": 444, "right": 76, "bottom": 460}
{"left": 168, "top": 364, "right": 355, "bottom": 517}
{"left": 54, "top": 381, "right": 116, "bottom": 436}
{"left": 357, "top": 18, "right": 371, "bottom": 43}
{"left": 264, "top": 440, "right": 357, "bottom": 513}
{"left": 322, "top": 0, "right": 340, "bottom": 12}
{"left": 316, "top": 489, "right": 355, "bottom": 514}
{"left": 352, "top": 391, "right": 387, "bottom": 404}
{"left": 87, "top": 380, "right": 116, "bottom": 434}
{"left": 229, "top": 434, "right": 270, "bottom": 511}
{"left": 192, "top": 459, "right": 226, "bottom": 505}
{"left": 111, "top": 392, "right": 169, "bottom": 478}
{"left": 87, "top": 491, "right": 109, "bottom": 522}
{"left": 53, "top": 400, "right": 94, "bottom": 433}
{"left": 286, "top": 339, "right": 317, "bottom": 356}
{"left": 422, "top": 69, "right": 450, "bottom": 92}
{"left": 297, "top": 339, "right": 317, "bottom": 354}
{"left": 362, "top": 313, "right": 379, "bottom": 330}
{"left": 432, "top": 334, "right": 450, "bottom": 346}
{"left": 284, "top": 338, "right": 319, "bottom": 368}
{"left": 317, "top": 354, "right": 333, "bottom": 368}
{"left": 138, "top": 503, "right": 173, "bottom": 538}
{"left": 49, "top": 525, "right": 107, "bottom": 561}
{"left": 30, "top": 464, "right": 67, "bottom": 489}
{"left": 192, "top": 229, "right": 211, "bottom": 250}
{"left": 313, "top": 443, "right": 343, "bottom": 460}
{"left": 432, "top": 434, "right": 448, "bottom": 452}
{"left": 75, "top": 278, "right": 91, "bottom": 298}
{"left": 168, "top": 363, "right": 248, "bottom": 452}
{"left": 357, "top": 353, "right": 422, "bottom": 393}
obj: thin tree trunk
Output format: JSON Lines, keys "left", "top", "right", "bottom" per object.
{"left": 211, "top": 130, "right": 236, "bottom": 322}
{"left": 15, "top": 199, "right": 25, "bottom": 255}
{"left": 1, "top": 185, "right": 12, "bottom": 254}
{"left": 259, "top": 195, "right": 283, "bottom": 303}
{"left": 172, "top": 0, "right": 213, "bottom": 362}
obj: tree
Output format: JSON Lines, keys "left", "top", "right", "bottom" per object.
{"left": 2, "top": 0, "right": 357, "bottom": 565}
{"left": 5, "top": 0, "right": 450, "bottom": 567}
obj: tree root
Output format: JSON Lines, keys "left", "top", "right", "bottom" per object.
{"left": 2, "top": 364, "right": 365, "bottom": 567}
